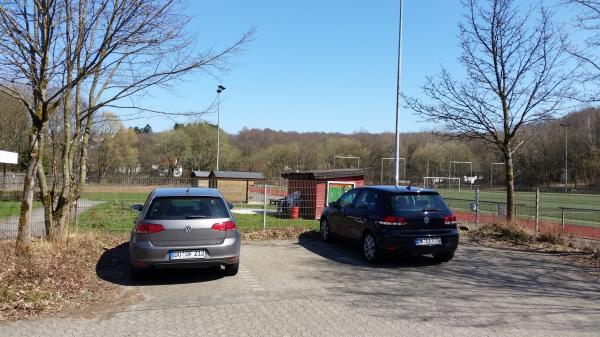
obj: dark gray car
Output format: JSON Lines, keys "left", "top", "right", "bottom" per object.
{"left": 129, "top": 188, "right": 240, "bottom": 279}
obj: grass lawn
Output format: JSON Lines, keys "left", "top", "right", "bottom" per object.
{"left": 76, "top": 199, "right": 319, "bottom": 233}
{"left": 0, "top": 201, "right": 42, "bottom": 219}
{"left": 437, "top": 189, "right": 600, "bottom": 227}
{"left": 233, "top": 213, "right": 319, "bottom": 231}
{"left": 77, "top": 200, "right": 139, "bottom": 232}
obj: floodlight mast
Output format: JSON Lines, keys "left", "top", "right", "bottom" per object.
{"left": 216, "top": 84, "right": 226, "bottom": 171}
{"left": 394, "top": 0, "right": 404, "bottom": 186}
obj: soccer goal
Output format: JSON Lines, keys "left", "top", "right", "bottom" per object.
{"left": 423, "top": 177, "right": 461, "bottom": 190}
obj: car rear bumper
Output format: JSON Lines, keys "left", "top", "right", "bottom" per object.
{"left": 376, "top": 228, "right": 459, "bottom": 255}
{"left": 129, "top": 236, "right": 240, "bottom": 269}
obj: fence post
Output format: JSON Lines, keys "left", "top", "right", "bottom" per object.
{"left": 560, "top": 208, "right": 565, "bottom": 236}
{"left": 475, "top": 188, "right": 480, "bottom": 226}
{"left": 535, "top": 188, "right": 539, "bottom": 236}
{"left": 263, "top": 184, "right": 267, "bottom": 231}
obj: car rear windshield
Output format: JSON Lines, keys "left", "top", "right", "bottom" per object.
{"left": 145, "top": 197, "right": 229, "bottom": 220}
{"left": 389, "top": 193, "right": 449, "bottom": 212}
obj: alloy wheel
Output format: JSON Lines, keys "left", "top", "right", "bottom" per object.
{"left": 320, "top": 219, "right": 329, "bottom": 241}
{"left": 363, "top": 233, "right": 376, "bottom": 261}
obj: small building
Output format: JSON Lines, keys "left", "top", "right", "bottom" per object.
{"left": 281, "top": 169, "right": 366, "bottom": 219}
{"left": 208, "top": 170, "right": 266, "bottom": 203}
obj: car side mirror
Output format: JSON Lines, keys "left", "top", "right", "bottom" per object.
{"left": 329, "top": 201, "right": 338, "bottom": 208}
{"left": 131, "top": 204, "right": 143, "bottom": 212}
{"left": 227, "top": 202, "right": 234, "bottom": 210}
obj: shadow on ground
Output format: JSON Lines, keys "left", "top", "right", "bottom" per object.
{"left": 297, "top": 231, "right": 441, "bottom": 268}
{"left": 96, "top": 242, "right": 224, "bottom": 286}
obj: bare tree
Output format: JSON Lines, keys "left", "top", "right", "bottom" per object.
{"left": 405, "top": 0, "right": 571, "bottom": 221}
{"left": 567, "top": 1, "right": 600, "bottom": 101}
{"left": 0, "top": 0, "right": 253, "bottom": 250}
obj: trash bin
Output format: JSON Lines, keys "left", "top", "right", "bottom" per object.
{"left": 291, "top": 207, "right": 300, "bottom": 219}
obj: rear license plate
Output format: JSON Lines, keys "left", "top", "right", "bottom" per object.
{"left": 169, "top": 250, "right": 206, "bottom": 260}
{"left": 415, "top": 237, "right": 442, "bottom": 246}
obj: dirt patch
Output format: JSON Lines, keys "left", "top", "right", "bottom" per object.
{"left": 462, "top": 224, "right": 600, "bottom": 269}
{"left": 0, "top": 233, "right": 139, "bottom": 321}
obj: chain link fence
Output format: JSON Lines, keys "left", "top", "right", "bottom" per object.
{"left": 1, "top": 175, "right": 599, "bottom": 241}
{"left": 440, "top": 188, "right": 600, "bottom": 240}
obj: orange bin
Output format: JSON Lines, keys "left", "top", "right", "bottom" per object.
{"left": 291, "top": 207, "right": 300, "bottom": 219}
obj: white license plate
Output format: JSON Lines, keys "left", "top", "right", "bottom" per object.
{"left": 169, "top": 250, "right": 206, "bottom": 260}
{"left": 415, "top": 237, "right": 442, "bottom": 246}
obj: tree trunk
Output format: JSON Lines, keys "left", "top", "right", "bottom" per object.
{"left": 36, "top": 150, "right": 55, "bottom": 239}
{"left": 504, "top": 151, "right": 515, "bottom": 222}
{"left": 16, "top": 126, "right": 44, "bottom": 253}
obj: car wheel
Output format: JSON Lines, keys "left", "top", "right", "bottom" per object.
{"left": 433, "top": 251, "right": 455, "bottom": 263}
{"left": 224, "top": 261, "right": 239, "bottom": 276}
{"left": 320, "top": 218, "right": 332, "bottom": 242}
{"left": 362, "top": 232, "right": 380, "bottom": 263}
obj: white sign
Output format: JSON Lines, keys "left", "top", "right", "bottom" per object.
{"left": 0, "top": 150, "right": 18, "bottom": 164}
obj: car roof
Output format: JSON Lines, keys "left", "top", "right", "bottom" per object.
{"left": 361, "top": 185, "right": 437, "bottom": 193}
{"left": 151, "top": 187, "right": 222, "bottom": 198}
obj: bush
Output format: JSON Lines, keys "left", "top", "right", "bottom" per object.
{"left": 536, "top": 232, "right": 564, "bottom": 245}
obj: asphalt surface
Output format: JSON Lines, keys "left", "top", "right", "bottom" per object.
{"left": 2, "top": 237, "right": 599, "bottom": 336}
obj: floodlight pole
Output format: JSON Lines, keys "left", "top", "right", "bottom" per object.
{"left": 394, "top": 0, "right": 404, "bottom": 186}
{"left": 216, "top": 85, "right": 225, "bottom": 171}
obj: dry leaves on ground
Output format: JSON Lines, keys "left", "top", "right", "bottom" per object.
{"left": 0, "top": 232, "right": 128, "bottom": 321}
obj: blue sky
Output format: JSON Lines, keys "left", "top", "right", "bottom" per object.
{"left": 124, "top": 0, "right": 567, "bottom": 134}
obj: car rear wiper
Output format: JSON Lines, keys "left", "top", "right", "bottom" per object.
{"left": 422, "top": 208, "right": 440, "bottom": 212}
{"left": 186, "top": 215, "right": 207, "bottom": 219}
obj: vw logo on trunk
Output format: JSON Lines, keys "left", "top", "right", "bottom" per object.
{"left": 424, "top": 217, "right": 430, "bottom": 224}
{"left": 184, "top": 225, "right": 192, "bottom": 233}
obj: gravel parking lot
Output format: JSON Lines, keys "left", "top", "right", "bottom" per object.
{"left": 2, "top": 237, "right": 599, "bottom": 337}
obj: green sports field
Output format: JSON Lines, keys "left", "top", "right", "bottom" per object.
{"left": 436, "top": 189, "right": 600, "bottom": 228}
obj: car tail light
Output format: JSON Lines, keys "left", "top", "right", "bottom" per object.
{"left": 379, "top": 216, "right": 408, "bottom": 226}
{"left": 211, "top": 220, "right": 237, "bottom": 231}
{"left": 444, "top": 215, "right": 457, "bottom": 225}
{"left": 135, "top": 223, "right": 165, "bottom": 234}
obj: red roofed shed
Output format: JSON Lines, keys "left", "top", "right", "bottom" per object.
{"left": 281, "top": 169, "right": 366, "bottom": 219}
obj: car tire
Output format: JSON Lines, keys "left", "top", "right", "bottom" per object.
{"left": 320, "top": 218, "right": 332, "bottom": 242}
{"left": 224, "top": 262, "right": 239, "bottom": 276}
{"left": 433, "top": 251, "right": 455, "bottom": 263}
{"left": 362, "top": 232, "right": 380, "bottom": 263}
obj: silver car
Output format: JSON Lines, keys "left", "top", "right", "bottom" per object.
{"left": 129, "top": 188, "right": 240, "bottom": 279}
